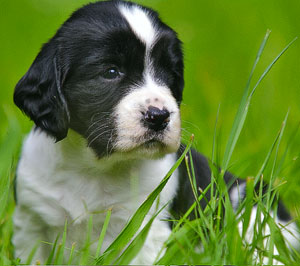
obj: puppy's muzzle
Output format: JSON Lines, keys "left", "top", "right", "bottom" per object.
{"left": 143, "top": 106, "right": 170, "bottom": 131}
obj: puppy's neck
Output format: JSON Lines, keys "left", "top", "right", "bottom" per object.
{"left": 59, "top": 129, "right": 142, "bottom": 175}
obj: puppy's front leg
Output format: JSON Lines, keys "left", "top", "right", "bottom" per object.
{"left": 13, "top": 205, "right": 51, "bottom": 264}
{"left": 131, "top": 218, "right": 171, "bottom": 265}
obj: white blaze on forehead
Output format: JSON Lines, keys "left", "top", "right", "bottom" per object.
{"left": 119, "top": 4, "right": 156, "bottom": 47}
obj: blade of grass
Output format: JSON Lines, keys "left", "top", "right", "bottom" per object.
{"left": 154, "top": 184, "right": 212, "bottom": 264}
{"left": 262, "top": 205, "right": 291, "bottom": 264}
{"left": 114, "top": 202, "right": 168, "bottom": 265}
{"left": 210, "top": 104, "right": 220, "bottom": 212}
{"left": 25, "top": 241, "right": 39, "bottom": 265}
{"left": 268, "top": 197, "right": 278, "bottom": 265}
{"left": 249, "top": 37, "right": 298, "bottom": 99}
{"left": 0, "top": 108, "right": 21, "bottom": 218}
{"left": 274, "top": 122, "right": 300, "bottom": 178}
{"left": 222, "top": 30, "right": 271, "bottom": 171}
{"left": 0, "top": 168, "right": 10, "bottom": 221}
{"left": 155, "top": 219, "right": 199, "bottom": 265}
{"left": 67, "top": 242, "right": 76, "bottom": 265}
{"left": 95, "top": 208, "right": 112, "bottom": 258}
{"left": 242, "top": 177, "right": 254, "bottom": 238}
{"left": 267, "top": 112, "right": 289, "bottom": 209}
{"left": 185, "top": 154, "right": 200, "bottom": 210}
{"left": 172, "top": 184, "right": 211, "bottom": 233}
{"left": 45, "top": 235, "right": 59, "bottom": 264}
{"left": 184, "top": 155, "right": 211, "bottom": 244}
{"left": 253, "top": 125, "right": 283, "bottom": 186}
{"left": 222, "top": 33, "right": 297, "bottom": 172}
{"left": 80, "top": 215, "right": 94, "bottom": 265}
{"left": 55, "top": 219, "right": 68, "bottom": 265}
{"left": 95, "top": 136, "right": 194, "bottom": 265}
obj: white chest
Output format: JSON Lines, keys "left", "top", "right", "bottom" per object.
{"left": 15, "top": 130, "right": 178, "bottom": 252}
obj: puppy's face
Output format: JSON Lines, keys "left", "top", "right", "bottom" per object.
{"left": 14, "top": 1, "right": 184, "bottom": 158}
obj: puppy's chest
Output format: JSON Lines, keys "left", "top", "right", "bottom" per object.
{"left": 53, "top": 167, "right": 157, "bottom": 224}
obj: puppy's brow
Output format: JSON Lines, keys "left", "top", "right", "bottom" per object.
{"left": 118, "top": 4, "right": 156, "bottom": 47}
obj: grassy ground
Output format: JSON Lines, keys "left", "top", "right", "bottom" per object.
{"left": 0, "top": 0, "right": 300, "bottom": 264}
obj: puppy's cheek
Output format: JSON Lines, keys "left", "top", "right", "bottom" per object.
{"left": 113, "top": 91, "right": 147, "bottom": 151}
{"left": 113, "top": 86, "right": 181, "bottom": 153}
{"left": 114, "top": 110, "right": 147, "bottom": 151}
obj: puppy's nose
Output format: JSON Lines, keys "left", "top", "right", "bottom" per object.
{"left": 144, "top": 106, "right": 170, "bottom": 131}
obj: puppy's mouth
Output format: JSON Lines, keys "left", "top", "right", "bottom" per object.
{"left": 142, "top": 138, "right": 165, "bottom": 149}
{"left": 128, "top": 135, "right": 171, "bottom": 158}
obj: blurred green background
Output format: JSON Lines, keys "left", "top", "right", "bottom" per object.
{"left": 0, "top": 0, "right": 299, "bottom": 211}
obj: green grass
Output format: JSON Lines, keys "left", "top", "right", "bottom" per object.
{"left": 1, "top": 0, "right": 300, "bottom": 265}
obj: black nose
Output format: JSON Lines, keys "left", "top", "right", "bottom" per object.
{"left": 144, "top": 106, "right": 170, "bottom": 131}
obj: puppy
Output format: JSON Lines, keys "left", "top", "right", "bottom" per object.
{"left": 13, "top": 0, "right": 297, "bottom": 264}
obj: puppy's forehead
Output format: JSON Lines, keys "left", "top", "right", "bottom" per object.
{"left": 118, "top": 3, "right": 156, "bottom": 47}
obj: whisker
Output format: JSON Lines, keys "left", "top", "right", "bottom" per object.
{"left": 107, "top": 131, "right": 117, "bottom": 156}
{"left": 88, "top": 129, "right": 112, "bottom": 147}
{"left": 181, "top": 119, "right": 201, "bottom": 133}
{"left": 86, "top": 125, "right": 110, "bottom": 141}
{"left": 86, "top": 113, "right": 111, "bottom": 132}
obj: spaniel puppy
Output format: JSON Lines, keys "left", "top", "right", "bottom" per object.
{"left": 13, "top": 0, "right": 297, "bottom": 264}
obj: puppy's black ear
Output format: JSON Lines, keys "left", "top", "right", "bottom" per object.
{"left": 14, "top": 41, "right": 70, "bottom": 141}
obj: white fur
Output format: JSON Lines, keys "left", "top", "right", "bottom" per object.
{"left": 114, "top": 73, "right": 181, "bottom": 154}
{"left": 238, "top": 206, "right": 299, "bottom": 265}
{"left": 13, "top": 129, "right": 178, "bottom": 264}
{"left": 115, "top": 5, "right": 181, "bottom": 156}
{"left": 230, "top": 182, "right": 299, "bottom": 264}
{"left": 119, "top": 3, "right": 158, "bottom": 84}
{"left": 119, "top": 4, "right": 156, "bottom": 47}
{"left": 230, "top": 182, "right": 246, "bottom": 210}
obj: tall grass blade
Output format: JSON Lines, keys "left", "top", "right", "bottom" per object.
{"left": 185, "top": 154, "right": 199, "bottom": 207}
{"left": 222, "top": 33, "right": 297, "bottom": 171}
{"left": 154, "top": 184, "right": 212, "bottom": 264}
{"left": 80, "top": 215, "right": 94, "bottom": 265}
{"left": 95, "top": 209, "right": 112, "bottom": 258}
{"left": 67, "top": 242, "right": 76, "bottom": 265}
{"left": 55, "top": 219, "right": 68, "bottom": 265}
{"left": 210, "top": 104, "right": 220, "bottom": 208}
{"left": 0, "top": 168, "right": 10, "bottom": 220}
{"left": 267, "top": 112, "right": 289, "bottom": 208}
{"left": 253, "top": 129, "right": 282, "bottom": 186}
{"left": 156, "top": 219, "right": 202, "bottom": 265}
{"left": 242, "top": 177, "right": 255, "bottom": 238}
{"left": 95, "top": 136, "right": 194, "bottom": 265}
{"left": 222, "top": 30, "right": 271, "bottom": 171}
{"left": 249, "top": 37, "right": 298, "bottom": 99}
{"left": 25, "top": 241, "right": 39, "bottom": 265}
{"left": 275, "top": 122, "right": 300, "bottom": 179}
{"left": 45, "top": 235, "right": 59, "bottom": 264}
{"left": 264, "top": 206, "right": 291, "bottom": 263}
{"left": 171, "top": 184, "right": 211, "bottom": 233}
{"left": 0, "top": 108, "right": 21, "bottom": 218}
{"left": 114, "top": 203, "right": 168, "bottom": 265}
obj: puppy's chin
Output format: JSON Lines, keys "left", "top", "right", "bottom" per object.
{"left": 114, "top": 137, "right": 181, "bottom": 159}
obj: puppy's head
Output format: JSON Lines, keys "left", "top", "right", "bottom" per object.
{"left": 14, "top": 0, "right": 184, "bottom": 158}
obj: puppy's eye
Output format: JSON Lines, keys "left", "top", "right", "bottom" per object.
{"left": 102, "top": 67, "right": 121, "bottom": 80}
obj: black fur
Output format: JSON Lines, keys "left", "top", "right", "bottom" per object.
{"left": 172, "top": 148, "right": 237, "bottom": 220}
{"left": 171, "top": 149, "right": 293, "bottom": 225}
{"left": 14, "top": 41, "right": 70, "bottom": 141}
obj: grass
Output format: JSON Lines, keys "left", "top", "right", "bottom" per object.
{"left": 0, "top": 29, "right": 299, "bottom": 265}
